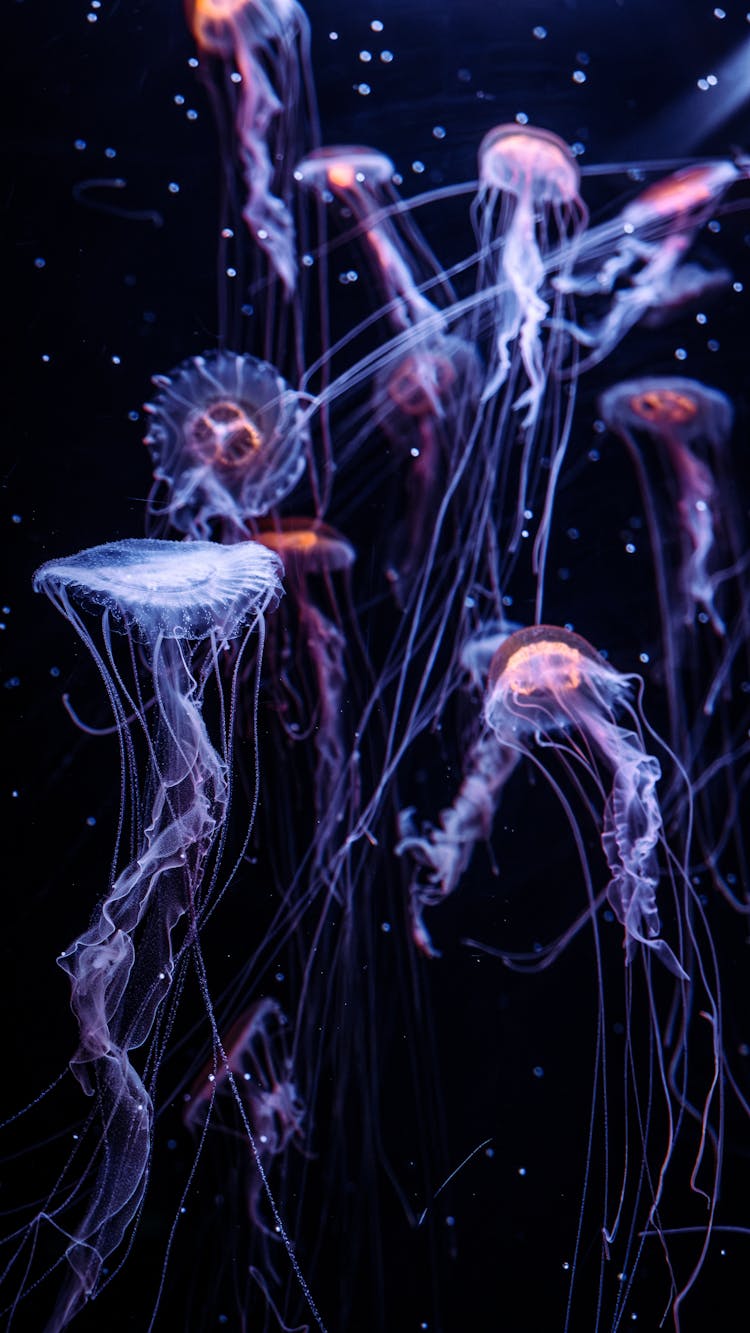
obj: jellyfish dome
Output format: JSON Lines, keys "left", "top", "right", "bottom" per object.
{"left": 144, "top": 351, "right": 309, "bottom": 538}
{"left": 33, "top": 537, "right": 283, "bottom": 642}
{"left": 485, "top": 623, "right": 627, "bottom": 736}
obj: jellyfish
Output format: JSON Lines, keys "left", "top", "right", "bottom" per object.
{"left": 294, "top": 144, "right": 451, "bottom": 333}
{"left": 373, "top": 333, "right": 482, "bottom": 603}
{"left": 184, "top": 998, "right": 305, "bottom": 1239}
{"left": 468, "top": 124, "right": 588, "bottom": 589}
{"left": 472, "top": 123, "right": 587, "bottom": 418}
{"left": 599, "top": 378, "right": 750, "bottom": 919}
{"left": 483, "top": 625, "right": 690, "bottom": 974}
{"left": 144, "top": 349, "right": 309, "bottom": 540}
{"left": 558, "top": 160, "right": 741, "bottom": 369}
{"left": 253, "top": 518, "right": 356, "bottom": 858}
{"left": 26, "top": 538, "right": 284, "bottom": 1328}
{"left": 598, "top": 376, "right": 734, "bottom": 639}
{"left": 185, "top": 0, "right": 315, "bottom": 297}
{"left": 400, "top": 623, "right": 729, "bottom": 1328}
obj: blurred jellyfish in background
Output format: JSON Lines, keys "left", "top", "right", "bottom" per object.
{"left": 597, "top": 377, "right": 750, "bottom": 915}
{"left": 295, "top": 144, "right": 451, "bottom": 332}
{"left": 185, "top": 0, "right": 315, "bottom": 302}
{"left": 183, "top": 997, "right": 306, "bottom": 1309}
{"left": 559, "top": 160, "right": 742, "bottom": 370}
{"left": 253, "top": 518, "right": 356, "bottom": 858}
{"left": 598, "top": 377, "right": 733, "bottom": 642}
{"left": 15, "top": 539, "right": 285, "bottom": 1328}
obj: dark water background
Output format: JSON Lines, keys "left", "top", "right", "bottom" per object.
{"left": 5, "top": 1, "right": 750, "bottom": 1330}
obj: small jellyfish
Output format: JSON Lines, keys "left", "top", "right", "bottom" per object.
{"left": 184, "top": 998, "right": 305, "bottom": 1237}
{"left": 558, "top": 159, "right": 740, "bottom": 368}
{"left": 186, "top": 0, "right": 315, "bottom": 294}
{"left": 254, "top": 518, "right": 355, "bottom": 854}
{"left": 295, "top": 144, "right": 450, "bottom": 331}
{"left": 29, "top": 538, "right": 283, "bottom": 1328}
{"left": 144, "top": 349, "right": 309, "bottom": 539}
{"left": 472, "top": 123, "right": 586, "bottom": 420}
{"left": 599, "top": 376, "right": 734, "bottom": 638}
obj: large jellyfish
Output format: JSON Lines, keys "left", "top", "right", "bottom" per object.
{"left": 599, "top": 377, "right": 750, "bottom": 918}
{"left": 22, "top": 538, "right": 286, "bottom": 1328}
{"left": 483, "top": 625, "right": 686, "bottom": 973}
{"left": 144, "top": 349, "right": 310, "bottom": 539}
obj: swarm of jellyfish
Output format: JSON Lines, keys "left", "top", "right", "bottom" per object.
{"left": 6, "top": 2, "right": 750, "bottom": 1331}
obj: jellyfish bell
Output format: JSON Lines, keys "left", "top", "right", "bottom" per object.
{"left": 623, "top": 158, "right": 741, "bottom": 228}
{"left": 33, "top": 536, "right": 283, "bottom": 643}
{"left": 478, "top": 123, "right": 582, "bottom": 204}
{"left": 295, "top": 143, "right": 396, "bottom": 196}
{"left": 254, "top": 515, "right": 355, "bottom": 579}
{"left": 599, "top": 375, "right": 733, "bottom": 444}
{"left": 144, "top": 350, "right": 310, "bottom": 539}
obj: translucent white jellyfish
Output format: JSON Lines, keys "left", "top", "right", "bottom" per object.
{"left": 186, "top": 0, "right": 315, "bottom": 295}
{"left": 558, "top": 160, "right": 741, "bottom": 369}
{"left": 144, "top": 349, "right": 309, "bottom": 539}
{"left": 27, "top": 538, "right": 285, "bottom": 1329}
{"left": 472, "top": 123, "right": 587, "bottom": 419}
{"left": 253, "top": 518, "right": 355, "bottom": 841}
{"left": 598, "top": 376, "right": 734, "bottom": 638}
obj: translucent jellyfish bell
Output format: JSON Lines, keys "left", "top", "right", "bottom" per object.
{"left": 29, "top": 538, "right": 286, "bottom": 1328}
{"left": 144, "top": 350, "right": 310, "bottom": 538}
{"left": 35, "top": 537, "right": 281, "bottom": 641}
